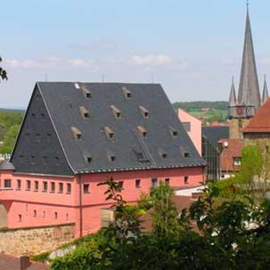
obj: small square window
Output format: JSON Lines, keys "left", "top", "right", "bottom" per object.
{"left": 118, "top": 181, "right": 124, "bottom": 190}
{"left": 165, "top": 178, "right": 170, "bottom": 185}
{"left": 135, "top": 179, "right": 141, "bottom": 188}
{"left": 184, "top": 152, "right": 190, "bottom": 158}
{"left": 4, "top": 179, "right": 11, "bottom": 188}
{"left": 84, "top": 184, "right": 90, "bottom": 194}
{"left": 184, "top": 176, "right": 189, "bottom": 184}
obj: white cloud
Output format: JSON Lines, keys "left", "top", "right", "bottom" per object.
{"left": 129, "top": 54, "right": 173, "bottom": 66}
{"left": 5, "top": 59, "right": 40, "bottom": 68}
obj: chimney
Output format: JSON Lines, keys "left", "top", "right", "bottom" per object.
{"left": 20, "top": 256, "right": 31, "bottom": 270}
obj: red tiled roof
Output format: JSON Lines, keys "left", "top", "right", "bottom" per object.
{"left": 243, "top": 98, "right": 270, "bottom": 133}
{"left": 0, "top": 253, "right": 48, "bottom": 270}
{"left": 219, "top": 139, "right": 244, "bottom": 172}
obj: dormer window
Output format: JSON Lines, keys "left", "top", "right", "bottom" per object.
{"left": 169, "top": 126, "right": 178, "bottom": 138}
{"left": 83, "top": 153, "right": 92, "bottom": 164}
{"left": 122, "top": 86, "right": 132, "bottom": 99}
{"left": 79, "top": 106, "right": 90, "bottom": 119}
{"left": 104, "top": 127, "right": 114, "bottom": 140}
{"left": 81, "top": 85, "right": 91, "bottom": 99}
{"left": 137, "top": 126, "right": 147, "bottom": 138}
{"left": 139, "top": 106, "right": 149, "bottom": 118}
{"left": 110, "top": 105, "right": 121, "bottom": 119}
{"left": 107, "top": 152, "right": 117, "bottom": 163}
{"left": 158, "top": 149, "right": 168, "bottom": 159}
{"left": 71, "top": 127, "right": 82, "bottom": 140}
{"left": 180, "top": 146, "right": 190, "bottom": 158}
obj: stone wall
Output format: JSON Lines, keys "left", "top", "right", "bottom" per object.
{"left": 0, "top": 203, "right": 7, "bottom": 228}
{"left": 229, "top": 118, "right": 250, "bottom": 139}
{"left": 0, "top": 223, "right": 75, "bottom": 256}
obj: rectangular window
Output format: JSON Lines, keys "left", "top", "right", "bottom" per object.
{"left": 43, "top": 181, "right": 48, "bottom": 192}
{"left": 151, "top": 178, "right": 158, "bottom": 188}
{"left": 26, "top": 180, "right": 31, "bottom": 191}
{"left": 4, "top": 179, "right": 11, "bottom": 188}
{"left": 184, "top": 176, "right": 189, "bottom": 185}
{"left": 135, "top": 179, "right": 141, "bottom": 188}
{"left": 59, "top": 183, "right": 64, "bottom": 194}
{"left": 165, "top": 178, "right": 170, "bottom": 185}
{"left": 17, "top": 179, "right": 21, "bottom": 190}
{"left": 34, "top": 181, "right": 39, "bottom": 192}
{"left": 118, "top": 181, "right": 124, "bottom": 190}
{"left": 84, "top": 184, "right": 90, "bottom": 194}
{"left": 51, "top": 182, "right": 55, "bottom": 193}
{"left": 67, "top": 183, "right": 72, "bottom": 194}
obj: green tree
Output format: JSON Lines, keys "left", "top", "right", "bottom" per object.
{"left": 0, "top": 57, "right": 7, "bottom": 81}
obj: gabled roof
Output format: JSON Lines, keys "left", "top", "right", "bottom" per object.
{"left": 243, "top": 97, "right": 270, "bottom": 133}
{"left": 237, "top": 7, "right": 261, "bottom": 110}
{"left": 12, "top": 82, "right": 205, "bottom": 175}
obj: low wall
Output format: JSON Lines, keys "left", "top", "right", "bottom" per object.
{"left": 0, "top": 223, "right": 75, "bottom": 256}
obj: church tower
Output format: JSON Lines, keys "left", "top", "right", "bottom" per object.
{"left": 229, "top": 3, "right": 261, "bottom": 139}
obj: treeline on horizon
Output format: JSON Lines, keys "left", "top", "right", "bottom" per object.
{"left": 172, "top": 101, "right": 228, "bottom": 112}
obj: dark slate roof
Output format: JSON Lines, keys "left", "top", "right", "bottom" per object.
{"left": 33, "top": 82, "right": 205, "bottom": 174}
{"left": 0, "top": 161, "right": 15, "bottom": 171}
{"left": 202, "top": 126, "right": 229, "bottom": 148}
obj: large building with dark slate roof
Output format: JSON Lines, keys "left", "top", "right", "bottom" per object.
{"left": 0, "top": 82, "right": 205, "bottom": 237}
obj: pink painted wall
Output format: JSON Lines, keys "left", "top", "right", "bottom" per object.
{"left": 177, "top": 109, "right": 202, "bottom": 155}
{"left": 0, "top": 166, "right": 204, "bottom": 237}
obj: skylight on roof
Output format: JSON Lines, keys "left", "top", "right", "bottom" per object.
{"left": 110, "top": 105, "right": 121, "bottom": 119}
{"left": 104, "top": 127, "right": 114, "bottom": 140}
{"left": 122, "top": 86, "right": 132, "bottom": 99}
{"left": 139, "top": 106, "right": 149, "bottom": 118}
{"left": 137, "top": 126, "right": 147, "bottom": 138}
{"left": 79, "top": 106, "right": 90, "bottom": 119}
{"left": 71, "top": 127, "right": 82, "bottom": 140}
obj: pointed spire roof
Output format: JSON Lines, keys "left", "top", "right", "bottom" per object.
{"left": 238, "top": 5, "right": 261, "bottom": 110}
{"left": 229, "top": 77, "right": 237, "bottom": 105}
{"left": 262, "top": 75, "right": 269, "bottom": 104}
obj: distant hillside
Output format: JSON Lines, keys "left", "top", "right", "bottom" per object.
{"left": 172, "top": 101, "right": 228, "bottom": 112}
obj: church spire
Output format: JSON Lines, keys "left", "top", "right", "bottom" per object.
{"left": 262, "top": 75, "right": 269, "bottom": 104}
{"left": 229, "top": 77, "right": 237, "bottom": 106}
{"left": 237, "top": 3, "right": 261, "bottom": 110}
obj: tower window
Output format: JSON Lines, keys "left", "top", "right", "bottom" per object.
{"left": 122, "top": 86, "right": 132, "bottom": 99}
{"left": 137, "top": 126, "right": 147, "bottom": 138}
{"left": 4, "top": 179, "right": 11, "bottom": 188}
{"left": 104, "top": 127, "right": 114, "bottom": 140}
{"left": 139, "top": 106, "right": 149, "bottom": 118}
{"left": 71, "top": 127, "right": 82, "bottom": 140}
{"left": 79, "top": 106, "right": 90, "bottom": 119}
{"left": 110, "top": 105, "right": 121, "bottom": 119}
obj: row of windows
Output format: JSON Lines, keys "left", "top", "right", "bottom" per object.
{"left": 18, "top": 211, "right": 69, "bottom": 222}
{"left": 3, "top": 179, "right": 72, "bottom": 194}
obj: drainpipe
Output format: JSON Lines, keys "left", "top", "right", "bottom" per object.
{"left": 78, "top": 174, "right": 83, "bottom": 237}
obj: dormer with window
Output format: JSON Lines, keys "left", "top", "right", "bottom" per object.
{"left": 79, "top": 106, "right": 90, "bottom": 119}
{"left": 169, "top": 126, "right": 178, "bottom": 138}
{"left": 158, "top": 148, "right": 168, "bottom": 159}
{"left": 180, "top": 146, "right": 190, "bottom": 158}
{"left": 107, "top": 152, "right": 117, "bottom": 163}
{"left": 137, "top": 126, "right": 147, "bottom": 138}
{"left": 110, "top": 105, "right": 121, "bottom": 119}
{"left": 139, "top": 106, "right": 149, "bottom": 118}
{"left": 83, "top": 152, "right": 92, "bottom": 164}
{"left": 71, "top": 127, "right": 82, "bottom": 140}
{"left": 122, "top": 86, "right": 132, "bottom": 99}
{"left": 104, "top": 127, "right": 114, "bottom": 140}
{"left": 81, "top": 85, "right": 91, "bottom": 99}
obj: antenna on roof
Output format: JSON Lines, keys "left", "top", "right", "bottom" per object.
{"left": 151, "top": 75, "right": 154, "bottom": 84}
{"left": 45, "top": 72, "right": 48, "bottom": 82}
{"left": 102, "top": 73, "right": 105, "bottom": 83}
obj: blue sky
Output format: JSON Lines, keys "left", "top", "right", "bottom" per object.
{"left": 1, "top": 0, "right": 270, "bottom": 108}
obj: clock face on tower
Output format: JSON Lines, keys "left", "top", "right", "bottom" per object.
{"left": 236, "top": 107, "right": 244, "bottom": 116}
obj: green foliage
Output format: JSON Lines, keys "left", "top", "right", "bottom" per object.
{"left": 172, "top": 101, "right": 228, "bottom": 112}
{"left": 31, "top": 251, "right": 51, "bottom": 262}
{"left": 0, "top": 57, "right": 8, "bottom": 81}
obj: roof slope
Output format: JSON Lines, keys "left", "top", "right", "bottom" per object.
{"left": 243, "top": 97, "right": 270, "bottom": 133}
{"left": 202, "top": 126, "right": 229, "bottom": 148}
{"left": 13, "top": 82, "right": 204, "bottom": 175}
